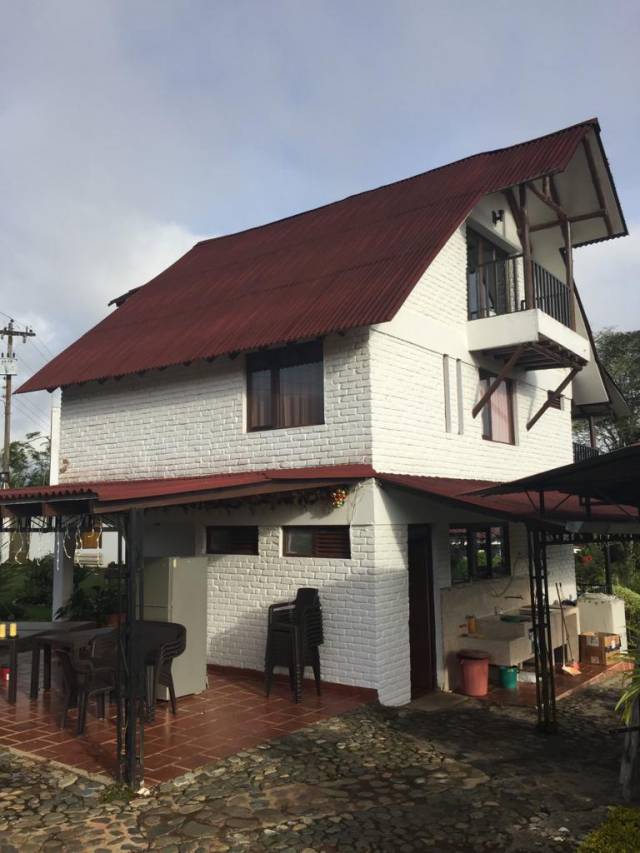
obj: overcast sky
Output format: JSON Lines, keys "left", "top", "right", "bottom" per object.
{"left": 1, "top": 1, "right": 639, "bottom": 439}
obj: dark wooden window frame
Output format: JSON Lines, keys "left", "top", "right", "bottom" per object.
{"left": 246, "top": 340, "right": 324, "bottom": 432}
{"left": 282, "top": 526, "right": 351, "bottom": 559}
{"left": 206, "top": 525, "right": 259, "bottom": 555}
{"left": 479, "top": 369, "right": 515, "bottom": 445}
{"left": 449, "top": 523, "right": 511, "bottom": 584}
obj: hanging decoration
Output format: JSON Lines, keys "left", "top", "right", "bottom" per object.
{"left": 328, "top": 487, "right": 348, "bottom": 509}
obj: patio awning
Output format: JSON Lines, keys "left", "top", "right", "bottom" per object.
{"left": 0, "top": 464, "right": 376, "bottom": 517}
{"left": 1, "top": 462, "right": 638, "bottom": 530}
{"left": 474, "top": 443, "right": 640, "bottom": 510}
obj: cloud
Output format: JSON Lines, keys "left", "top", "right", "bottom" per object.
{"left": 1, "top": 0, "right": 638, "bottom": 439}
{"left": 574, "top": 225, "right": 640, "bottom": 333}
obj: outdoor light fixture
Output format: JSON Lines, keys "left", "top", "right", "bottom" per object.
{"left": 492, "top": 209, "right": 504, "bottom": 224}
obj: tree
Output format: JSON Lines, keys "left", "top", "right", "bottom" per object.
{"left": 577, "top": 329, "right": 640, "bottom": 451}
{"left": 2, "top": 432, "right": 50, "bottom": 488}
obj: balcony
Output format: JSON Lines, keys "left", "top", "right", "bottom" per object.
{"left": 467, "top": 257, "right": 589, "bottom": 371}
{"left": 573, "top": 442, "right": 602, "bottom": 463}
{"left": 468, "top": 257, "right": 572, "bottom": 327}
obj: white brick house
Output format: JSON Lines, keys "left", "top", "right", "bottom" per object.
{"left": 15, "top": 118, "right": 630, "bottom": 705}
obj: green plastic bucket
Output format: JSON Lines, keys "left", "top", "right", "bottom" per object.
{"left": 499, "top": 666, "right": 518, "bottom": 689}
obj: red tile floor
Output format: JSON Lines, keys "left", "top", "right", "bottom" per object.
{"left": 476, "top": 660, "right": 631, "bottom": 707}
{"left": 0, "top": 657, "right": 373, "bottom": 786}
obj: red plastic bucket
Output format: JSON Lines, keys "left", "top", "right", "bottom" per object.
{"left": 457, "top": 650, "right": 490, "bottom": 697}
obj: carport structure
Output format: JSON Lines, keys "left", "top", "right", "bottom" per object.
{"left": 0, "top": 466, "right": 370, "bottom": 789}
{"left": 476, "top": 442, "right": 640, "bottom": 733}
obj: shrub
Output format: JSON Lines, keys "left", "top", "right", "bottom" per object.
{"left": 578, "top": 806, "right": 640, "bottom": 852}
{"left": 614, "top": 585, "right": 640, "bottom": 649}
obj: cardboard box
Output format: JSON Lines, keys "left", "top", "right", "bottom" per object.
{"left": 579, "top": 632, "right": 621, "bottom": 666}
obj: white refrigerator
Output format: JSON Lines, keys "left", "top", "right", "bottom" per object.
{"left": 142, "top": 556, "right": 209, "bottom": 699}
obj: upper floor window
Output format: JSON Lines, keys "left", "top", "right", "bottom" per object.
{"left": 246, "top": 340, "right": 324, "bottom": 431}
{"left": 449, "top": 524, "right": 510, "bottom": 584}
{"left": 479, "top": 370, "right": 515, "bottom": 444}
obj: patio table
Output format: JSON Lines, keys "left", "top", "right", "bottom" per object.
{"left": 32, "top": 626, "right": 115, "bottom": 699}
{"left": 0, "top": 621, "right": 95, "bottom": 704}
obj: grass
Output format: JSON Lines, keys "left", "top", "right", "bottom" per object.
{"left": 578, "top": 807, "right": 640, "bottom": 852}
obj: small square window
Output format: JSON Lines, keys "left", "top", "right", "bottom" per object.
{"left": 206, "top": 526, "right": 259, "bottom": 555}
{"left": 449, "top": 524, "right": 510, "bottom": 583}
{"left": 282, "top": 526, "right": 351, "bottom": 558}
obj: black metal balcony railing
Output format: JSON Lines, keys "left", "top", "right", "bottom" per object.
{"left": 573, "top": 442, "right": 602, "bottom": 463}
{"left": 468, "top": 257, "right": 572, "bottom": 328}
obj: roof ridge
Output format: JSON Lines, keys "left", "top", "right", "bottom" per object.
{"left": 194, "top": 118, "right": 599, "bottom": 249}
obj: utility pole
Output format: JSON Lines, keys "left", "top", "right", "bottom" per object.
{"left": 1, "top": 320, "right": 36, "bottom": 488}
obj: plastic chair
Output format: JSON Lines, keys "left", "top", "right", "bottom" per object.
{"left": 264, "top": 588, "right": 323, "bottom": 702}
{"left": 56, "top": 648, "right": 115, "bottom": 735}
{"left": 135, "top": 621, "right": 186, "bottom": 719}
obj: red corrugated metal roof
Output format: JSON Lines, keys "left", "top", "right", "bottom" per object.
{"left": 1, "top": 464, "right": 636, "bottom": 525}
{"left": 0, "top": 464, "right": 375, "bottom": 504}
{"left": 380, "top": 473, "right": 637, "bottom": 523}
{"left": 18, "top": 120, "right": 610, "bottom": 394}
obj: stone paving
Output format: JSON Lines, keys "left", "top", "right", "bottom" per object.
{"left": 0, "top": 671, "right": 633, "bottom": 852}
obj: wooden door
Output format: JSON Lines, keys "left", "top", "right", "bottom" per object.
{"left": 408, "top": 524, "right": 437, "bottom": 697}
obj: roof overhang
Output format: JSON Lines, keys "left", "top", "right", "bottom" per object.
{"left": 3, "top": 457, "right": 638, "bottom": 533}
{"left": 475, "top": 443, "right": 640, "bottom": 510}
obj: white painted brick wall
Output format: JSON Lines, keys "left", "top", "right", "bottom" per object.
{"left": 58, "top": 330, "right": 372, "bottom": 482}
{"left": 206, "top": 523, "right": 379, "bottom": 692}
{"left": 370, "top": 225, "right": 574, "bottom": 480}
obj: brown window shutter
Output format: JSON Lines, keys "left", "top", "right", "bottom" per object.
{"left": 313, "top": 527, "right": 351, "bottom": 559}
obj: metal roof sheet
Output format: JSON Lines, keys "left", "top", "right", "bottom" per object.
{"left": 18, "top": 118, "right": 621, "bottom": 393}
{"left": 1, "top": 463, "right": 636, "bottom": 525}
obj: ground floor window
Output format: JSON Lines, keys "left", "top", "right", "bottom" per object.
{"left": 206, "top": 526, "right": 259, "bottom": 555}
{"left": 449, "top": 524, "right": 510, "bottom": 583}
{"left": 283, "top": 526, "right": 351, "bottom": 558}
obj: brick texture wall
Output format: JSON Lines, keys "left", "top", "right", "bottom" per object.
{"left": 58, "top": 330, "right": 372, "bottom": 482}
{"left": 370, "top": 225, "right": 574, "bottom": 480}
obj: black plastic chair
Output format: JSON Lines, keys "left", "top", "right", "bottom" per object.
{"left": 265, "top": 588, "right": 323, "bottom": 702}
{"left": 56, "top": 648, "right": 116, "bottom": 735}
{"left": 135, "top": 621, "right": 186, "bottom": 720}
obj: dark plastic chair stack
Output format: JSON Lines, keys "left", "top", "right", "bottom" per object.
{"left": 264, "top": 587, "right": 323, "bottom": 703}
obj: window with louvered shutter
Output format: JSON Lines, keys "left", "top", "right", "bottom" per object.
{"left": 206, "top": 526, "right": 259, "bottom": 555}
{"left": 283, "top": 526, "right": 351, "bottom": 558}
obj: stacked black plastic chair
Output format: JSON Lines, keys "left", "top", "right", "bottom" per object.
{"left": 264, "top": 587, "right": 323, "bottom": 703}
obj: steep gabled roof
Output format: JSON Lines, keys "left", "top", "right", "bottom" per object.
{"left": 19, "top": 118, "right": 626, "bottom": 393}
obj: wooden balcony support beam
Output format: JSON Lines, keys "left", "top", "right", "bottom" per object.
{"left": 530, "top": 209, "right": 607, "bottom": 233}
{"left": 526, "top": 367, "right": 580, "bottom": 431}
{"left": 527, "top": 181, "right": 568, "bottom": 221}
{"left": 472, "top": 345, "right": 525, "bottom": 419}
{"left": 519, "top": 184, "right": 534, "bottom": 310}
{"left": 562, "top": 218, "right": 577, "bottom": 330}
{"left": 582, "top": 138, "right": 613, "bottom": 236}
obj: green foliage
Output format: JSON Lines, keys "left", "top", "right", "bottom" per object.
{"left": 574, "top": 329, "right": 640, "bottom": 451}
{"left": 0, "top": 558, "right": 54, "bottom": 620}
{"left": 577, "top": 806, "right": 640, "bottom": 852}
{"left": 55, "top": 568, "right": 121, "bottom": 625}
{"left": 615, "top": 649, "right": 640, "bottom": 726}
{"left": 99, "top": 783, "right": 134, "bottom": 803}
{"left": 2, "top": 432, "right": 51, "bottom": 488}
{"left": 614, "top": 585, "right": 640, "bottom": 649}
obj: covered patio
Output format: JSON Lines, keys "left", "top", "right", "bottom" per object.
{"left": 1, "top": 457, "right": 638, "bottom": 790}
{"left": 0, "top": 655, "right": 372, "bottom": 785}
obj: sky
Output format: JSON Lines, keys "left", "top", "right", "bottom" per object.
{"left": 1, "top": 0, "right": 639, "bottom": 439}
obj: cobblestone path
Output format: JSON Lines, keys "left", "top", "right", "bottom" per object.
{"left": 0, "top": 673, "right": 630, "bottom": 852}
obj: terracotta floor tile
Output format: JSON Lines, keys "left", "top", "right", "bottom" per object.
{"left": 3, "top": 663, "right": 372, "bottom": 786}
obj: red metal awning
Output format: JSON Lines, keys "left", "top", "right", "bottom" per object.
{"left": 1, "top": 463, "right": 637, "bottom": 527}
